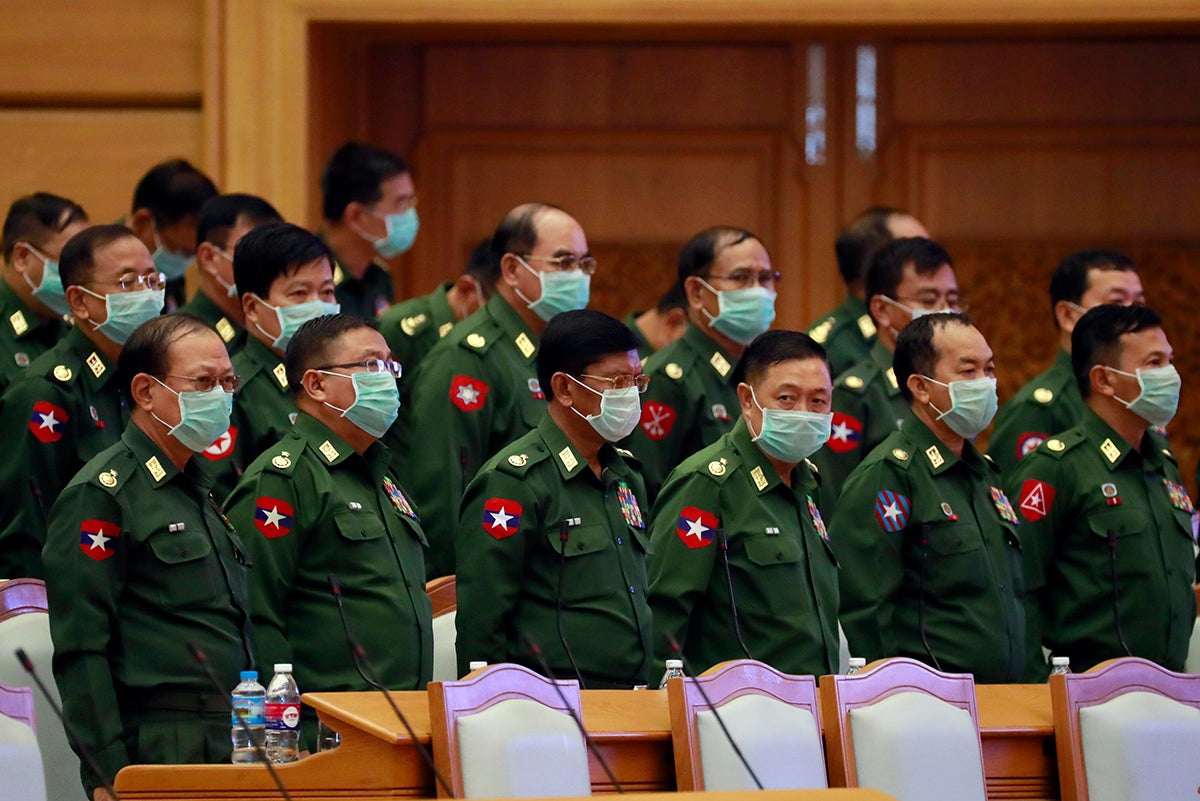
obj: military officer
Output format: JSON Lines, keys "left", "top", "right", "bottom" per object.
{"left": 43, "top": 313, "right": 254, "bottom": 799}
{"left": 813, "top": 237, "right": 962, "bottom": 501}
{"left": 831, "top": 313, "right": 1025, "bottom": 683}
{"left": 456, "top": 310, "right": 653, "bottom": 687}
{"left": 623, "top": 226, "right": 779, "bottom": 501}
{"left": 399, "top": 202, "right": 593, "bottom": 577}
{"left": 647, "top": 330, "right": 839, "bottom": 677}
{"left": 0, "top": 225, "right": 164, "bottom": 580}
{"left": 625, "top": 279, "right": 688, "bottom": 359}
{"left": 807, "top": 207, "right": 928, "bottom": 377}
{"left": 226, "top": 314, "right": 431, "bottom": 749}
{"left": 1007, "top": 304, "right": 1194, "bottom": 679}
{"left": 989, "top": 250, "right": 1144, "bottom": 476}
{"left": 0, "top": 192, "right": 89, "bottom": 393}
{"left": 178, "top": 193, "right": 283, "bottom": 357}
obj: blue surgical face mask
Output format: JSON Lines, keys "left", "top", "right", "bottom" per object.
{"left": 367, "top": 208, "right": 419, "bottom": 258}
{"left": 151, "top": 378, "right": 233, "bottom": 452}
{"left": 152, "top": 226, "right": 192, "bottom": 281}
{"left": 20, "top": 244, "right": 71, "bottom": 316}
{"left": 253, "top": 295, "right": 341, "bottom": 351}
{"left": 319, "top": 369, "right": 400, "bottom": 438}
{"left": 748, "top": 385, "right": 832, "bottom": 463}
{"left": 214, "top": 247, "right": 238, "bottom": 298}
{"left": 697, "top": 278, "right": 776, "bottom": 345}
{"left": 924, "top": 375, "right": 998, "bottom": 438}
{"left": 514, "top": 256, "right": 590, "bottom": 322}
{"left": 78, "top": 286, "right": 165, "bottom": 345}
{"left": 1107, "top": 365, "right": 1181, "bottom": 428}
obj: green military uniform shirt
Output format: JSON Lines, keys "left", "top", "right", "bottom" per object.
{"left": 226, "top": 413, "right": 432, "bottom": 701}
{"left": 332, "top": 257, "right": 395, "bottom": 319}
{"left": 0, "top": 327, "right": 125, "bottom": 579}
{"left": 647, "top": 418, "right": 840, "bottom": 677}
{"left": 988, "top": 350, "right": 1085, "bottom": 476}
{"left": 456, "top": 413, "right": 654, "bottom": 688}
{"left": 831, "top": 412, "right": 1026, "bottom": 683}
{"left": 624, "top": 311, "right": 653, "bottom": 359}
{"left": 397, "top": 294, "right": 545, "bottom": 577}
{"left": 1005, "top": 409, "right": 1196, "bottom": 679}
{"left": 621, "top": 324, "right": 740, "bottom": 501}
{"left": 43, "top": 424, "right": 254, "bottom": 793}
{"left": 177, "top": 288, "right": 247, "bottom": 356}
{"left": 0, "top": 280, "right": 65, "bottom": 396}
{"left": 806, "top": 295, "right": 877, "bottom": 378}
{"left": 811, "top": 340, "right": 908, "bottom": 502}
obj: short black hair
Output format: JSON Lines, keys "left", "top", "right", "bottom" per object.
{"left": 835, "top": 206, "right": 902, "bottom": 284}
{"left": 2, "top": 192, "right": 89, "bottom": 262}
{"left": 1071, "top": 303, "right": 1163, "bottom": 399}
{"left": 131, "top": 159, "right": 219, "bottom": 227}
{"left": 232, "top": 222, "right": 333, "bottom": 301}
{"left": 463, "top": 236, "right": 498, "bottom": 297}
{"left": 894, "top": 311, "right": 973, "bottom": 402}
{"left": 537, "top": 309, "right": 640, "bottom": 402}
{"left": 733, "top": 329, "right": 829, "bottom": 387}
{"left": 118, "top": 312, "right": 212, "bottom": 406}
{"left": 487, "top": 202, "right": 565, "bottom": 283}
{"left": 677, "top": 226, "right": 759, "bottom": 283}
{"left": 865, "top": 236, "right": 954, "bottom": 317}
{"left": 59, "top": 224, "right": 140, "bottom": 289}
{"left": 195, "top": 194, "right": 283, "bottom": 250}
{"left": 285, "top": 313, "right": 379, "bottom": 394}
{"left": 654, "top": 280, "right": 687, "bottom": 314}
{"left": 1048, "top": 249, "right": 1137, "bottom": 312}
{"left": 320, "top": 142, "right": 410, "bottom": 222}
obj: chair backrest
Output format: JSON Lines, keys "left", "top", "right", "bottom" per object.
{"left": 428, "top": 662, "right": 590, "bottom": 798}
{"left": 667, "top": 658, "right": 826, "bottom": 791}
{"left": 1051, "top": 656, "right": 1200, "bottom": 801}
{"left": 426, "top": 575, "right": 457, "bottom": 617}
{"left": 0, "top": 578, "right": 47, "bottom": 623}
{"left": 820, "top": 657, "right": 986, "bottom": 801}
{"left": 431, "top": 610, "right": 459, "bottom": 682}
{"left": 0, "top": 682, "right": 45, "bottom": 801}
{"left": 0, "top": 682, "right": 33, "bottom": 730}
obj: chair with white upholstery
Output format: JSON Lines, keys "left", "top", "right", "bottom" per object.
{"left": 1051, "top": 656, "right": 1200, "bottom": 801}
{"left": 820, "top": 656, "right": 987, "bottom": 801}
{"left": 667, "top": 658, "right": 826, "bottom": 791}
{"left": 0, "top": 682, "right": 46, "bottom": 801}
{"left": 425, "top": 575, "right": 459, "bottom": 682}
{"left": 428, "top": 662, "right": 591, "bottom": 798}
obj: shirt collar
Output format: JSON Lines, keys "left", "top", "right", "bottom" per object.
{"left": 65, "top": 327, "right": 116, "bottom": 389}
{"left": 122, "top": 422, "right": 189, "bottom": 488}
{"left": 1078, "top": 407, "right": 1162, "bottom": 470}
{"left": 681, "top": 324, "right": 737, "bottom": 384}
{"left": 535, "top": 412, "right": 629, "bottom": 483}
{"left": 900, "top": 411, "right": 989, "bottom": 476}
{"left": 487, "top": 293, "right": 539, "bottom": 361}
{"left": 293, "top": 412, "right": 359, "bottom": 468}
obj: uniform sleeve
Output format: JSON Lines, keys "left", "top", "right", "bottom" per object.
{"left": 42, "top": 482, "right": 130, "bottom": 792}
{"left": 987, "top": 397, "right": 1060, "bottom": 477}
{"left": 811, "top": 384, "right": 871, "bottom": 503}
{"left": 621, "top": 371, "right": 692, "bottom": 502}
{"left": 829, "top": 460, "right": 906, "bottom": 662}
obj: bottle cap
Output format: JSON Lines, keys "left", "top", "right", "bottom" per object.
{"left": 273, "top": 663, "right": 293, "bottom": 673}
{"left": 1051, "top": 656, "right": 1070, "bottom": 666}
{"left": 848, "top": 657, "right": 867, "bottom": 668}
{"left": 665, "top": 659, "right": 684, "bottom": 669}
{"left": 240, "top": 670, "right": 258, "bottom": 681}
{"left": 468, "top": 661, "right": 488, "bottom": 671}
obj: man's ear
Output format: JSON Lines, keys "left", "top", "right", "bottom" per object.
{"left": 129, "top": 208, "right": 154, "bottom": 240}
{"left": 499, "top": 252, "right": 523, "bottom": 288}
{"left": 550, "top": 372, "right": 575, "bottom": 408}
{"left": 907, "top": 373, "right": 932, "bottom": 405}
{"left": 1055, "top": 300, "right": 1082, "bottom": 335}
{"left": 195, "top": 242, "right": 221, "bottom": 278}
{"left": 736, "top": 381, "right": 755, "bottom": 416}
{"left": 300, "top": 369, "right": 327, "bottom": 402}
{"left": 66, "top": 285, "right": 91, "bottom": 320}
{"left": 1090, "top": 363, "right": 1117, "bottom": 398}
{"left": 130, "top": 373, "right": 157, "bottom": 412}
{"left": 683, "top": 276, "right": 708, "bottom": 310}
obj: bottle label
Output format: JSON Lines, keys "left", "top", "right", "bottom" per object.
{"left": 265, "top": 703, "right": 301, "bottom": 730}
{"left": 231, "top": 697, "right": 265, "bottom": 727}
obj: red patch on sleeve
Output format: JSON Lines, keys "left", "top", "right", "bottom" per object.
{"left": 200, "top": 425, "right": 237, "bottom": 461}
{"left": 482, "top": 497, "right": 523, "bottom": 538}
{"left": 450, "top": 375, "right": 489, "bottom": 412}
{"left": 639, "top": 401, "right": 676, "bottom": 440}
{"left": 29, "top": 400, "right": 68, "bottom": 443}
{"left": 826, "top": 412, "right": 862, "bottom": 454}
{"left": 1018, "top": 479, "right": 1055, "bottom": 522}
{"left": 676, "top": 506, "right": 718, "bottom": 549}
{"left": 1016, "top": 432, "right": 1048, "bottom": 460}
{"left": 79, "top": 519, "right": 120, "bottom": 560}
{"left": 254, "top": 497, "right": 294, "bottom": 538}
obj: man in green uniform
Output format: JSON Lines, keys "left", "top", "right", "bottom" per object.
{"left": 625, "top": 279, "right": 688, "bottom": 359}
{"left": 807, "top": 207, "right": 928, "bottom": 377}
{"left": 226, "top": 314, "right": 431, "bottom": 746}
{"left": 456, "top": 310, "right": 653, "bottom": 688}
{"left": 399, "top": 202, "right": 593, "bottom": 577}
{"left": 43, "top": 313, "right": 254, "bottom": 799}
{"left": 647, "top": 330, "right": 839, "bottom": 677}
{"left": 0, "top": 225, "right": 164, "bottom": 580}
{"left": 813, "top": 237, "right": 962, "bottom": 500}
{"left": 123, "top": 159, "right": 218, "bottom": 311}
{"left": 622, "top": 226, "right": 779, "bottom": 501}
{"left": 206, "top": 223, "right": 340, "bottom": 500}
{"left": 320, "top": 142, "right": 416, "bottom": 318}
{"left": 831, "top": 313, "right": 1025, "bottom": 683}
{"left": 989, "top": 250, "right": 1144, "bottom": 476}
{"left": 1007, "top": 304, "right": 1194, "bottom": 680}
{"left": 178, "top": 193, "right": 283, "bottom": 357}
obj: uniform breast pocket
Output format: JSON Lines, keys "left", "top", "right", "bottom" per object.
{"left": 545, "top": 524, "right": 616, "bottom": 603}
{"left": 334, "top": 511, "right": 387, "bottom": 543}
{"left": 744, "top": 534, "right": 807, "bottom": 616}
{"left": 1086, "top": 507, "right": 1149, "bottom": 542}
{"left": 744, "top": 534, "right": 803, "bottom": 568}
{"left": 146, "top": 529, "right": 217, "bottom": 606}
{"left": 923, "top": 522, "right": 987, "bottom": 596}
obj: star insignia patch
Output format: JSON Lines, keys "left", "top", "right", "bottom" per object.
{"left": 254, "top": 496, "right": 294, "bottom": 538}
{"left": 826, "top": 412, "right": 862, "bottom": 453}
{"left": 676, "top": 506, "right": 717, "bottom": 549}
{"left": 450, "top": 374, "right": 489, "bottom": 412}
{"left": 874, "top": 490, "right": 911, "bottom": 533}
{"left": 79, "top": 519, "right": 120, "bottom": 560}
{"left": 482, "top": 497, "right": 522, "bottom": 539}
{"left": 1018, "top": 479, "right": 1055, "bottom": 521}
{"left": 28, "top": 400, "right": 68, "bottom": 443}
{"left": 639, "top": 401, "right": 676, "bottom": 440}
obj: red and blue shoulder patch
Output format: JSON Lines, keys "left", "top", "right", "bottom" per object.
{"left": 482, "top": 497, "right": 522, "bottom": 539}
{"left": 826, "top": 412, "right": 862, "bottom": 454}
{"left": 29, "top": 400, "right": 68, "bottom": 443}
{"left": 254, "top": 496, "right": 294, "bottom": 538}
{"left": 79, "top": 519, "right": 120, "bottom": 561}
{"left": 873, "top": 490, "right": 910, "bottom": 532}
{"left": 676, "top": 506, "right": 717, "bottom": 549}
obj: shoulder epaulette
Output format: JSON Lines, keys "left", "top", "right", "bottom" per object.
{"left": 883, "top": 445, "right": 915, "bottom": 471}
{"left": 808, "top": 316, "right": 835, "bottom": 344}
{"left": 837, "top": 371, "right": 870, "bottom": 395}
{"left": 496, "top": 440, "right": 551, "bottom": 477}
{"left": 698, "top": 451, "right": 742, "bottom": 486}
{"left": 88, "top": 450, "right": 137, "bottom": 495}
{"left": 263, "top": 434, "right": 303, "bottom": 475}
{"left": 804, "top": 457, "right": 823, "bottom": 485}
{"left": 1038, "top": 428, "right": 1087, "bottom": 459}
{"left": 457, "top": 325, "right": 499, "bottom": 355}
{"left": 397, "top": 312, "right": 432, "bottom": 338}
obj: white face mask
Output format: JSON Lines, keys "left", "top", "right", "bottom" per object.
{"left": 923, "top": 375, "right": 998, "bottom": 438}
{"left": 566, "top": 375, "right": 642, "bottom": 441}
{"left": 747, "top": 386, "right": 832, "bottom": 463}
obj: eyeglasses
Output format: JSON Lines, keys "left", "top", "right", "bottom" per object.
{"left": 520, "top": 254, "right": 598, "bottom": 276}
{"left": 163, "top": 374, "right": 242, "bottom": 392}
{"left": 895, "top": 292, "right": 968, "bottom": 313}
{"left": 579, "top": 373, "right": 650, "bottom": 393}
{"left": 87, "top": 271, "right": 167, "bottom": 292}
{"left": 319, "top": 359, "right": 403, "bottom": 378}
{"left": 707, "top": 268, "right": 781, "bottom": 289}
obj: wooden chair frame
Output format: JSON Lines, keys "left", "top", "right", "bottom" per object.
{"left": 427, "top": 662, "right": 584, "bottom": 798}
{"left": 819, "top": 656, "right": 982, "bottom": 788}
{"left": 667, "top": 658, "right": 822, "bottom": 791}
{"left": 425, "top": 575, "right": 457, "bottom": 618}
{"left": 0, "top": 579, "right": 47, "bottom": 623}
{"left": 0, "top": 682, "right": 34, "bottom": 731}
{"left": 1050, "top": 656, "right": 1200, "bottom": 801}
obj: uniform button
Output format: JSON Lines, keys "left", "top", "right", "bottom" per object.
{"left": 617, "top": 537, "right": 623, "bottom": 545}
{"left": 999, "top": 584, "right": 1006, "bottom": 590}
{"left": 629, "top": 586, "right": 636, "bottom": 594}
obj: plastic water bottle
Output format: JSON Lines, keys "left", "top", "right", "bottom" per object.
{"left": 468, "top": 661, "right": 488, "bottom": 672}
{"left": 230, "top": 670, "right": 266, "bottom": 763}
{"left": 265, "top": 663, "right": 301, "bottom": 763}
{"left": 846, "top": 657, "right": 867, "bottom": 675}
{"left": 658, "top": 659, "right": 685, "bottom": 690}
{"left": 1049, "top": 656, "right": 1071, "bottom": 679}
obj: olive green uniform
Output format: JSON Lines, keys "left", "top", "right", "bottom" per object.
{"left": 647, "top": 418, "right": 840, "bottom": 677}
{"left": 624, "top": 311, "right": 654, "bottom": 359}
{"left": 807, "top": 295, "right": 876, "bottom": 378}
{"left": 0, "top": 327, "right": 125, "bottom": 579}
{"left": 988, "top": 350, "right": 1085, "bottom": 477}
{"left": 811, "top": 341, "right": 908, "bottom": 502}
{"left": 397, "top": 294, "right": 544, "bottom": 577}
{"left": 332, "top": 258, "right": 394, "bottom": 319}
{"left": 831, "top": 412, "right": 1026, "bottom": 683}
{"left": 177, "top": 289, "right": 247, "bottom": 356}
{"left": 621, "top": 324, "right": 740, "bottom": 501}
{"left": 43, "top": 424, "right": 254, "bottom": 794}
{"left": 456, "top": 413, "right": 654, "bottom": 688}
{"left": 0, "top": 280, "right": 65, "bottom": 396}
{"left": 1006, "top": 409, "right": 1196, "bottom": 680}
